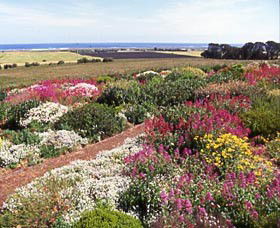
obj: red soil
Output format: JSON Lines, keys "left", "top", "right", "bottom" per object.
{"left": 0, "top": 124, "right": 144, "bottom": 207}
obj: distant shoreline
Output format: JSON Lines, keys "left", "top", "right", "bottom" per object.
{"left": 0, "top": 42, "right": 241, "bottom": 51}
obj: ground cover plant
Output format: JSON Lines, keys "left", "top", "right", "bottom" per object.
{"left": 0, "top": 62, "right": 279, "bottom": 227}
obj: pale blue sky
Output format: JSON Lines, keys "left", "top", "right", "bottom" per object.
{"left": 0, "top": 0, "right": 278, "bottom": 44}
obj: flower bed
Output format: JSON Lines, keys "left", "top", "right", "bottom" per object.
{"left": 0, "top": 63, "right": 280, "bottom": 227}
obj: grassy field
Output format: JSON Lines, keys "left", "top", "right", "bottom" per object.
{"left": 154, "top": 50, "right": 203, "bottom": 57}
{"left": 0, "top": 57, "right": 276, "bottom": 88}
{"left": 0, "top": 51, "right": 101, "bottom": 66}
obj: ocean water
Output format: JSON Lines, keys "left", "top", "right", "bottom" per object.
{"left": 0, "top": 43, "right": 209, "bottom": 51}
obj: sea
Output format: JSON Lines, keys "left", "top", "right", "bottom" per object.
{"left": 0, "top": 43, "right": 210, "bottom": 51}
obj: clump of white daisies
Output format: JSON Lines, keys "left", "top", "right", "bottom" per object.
{"left": 2, "top": 137, "right": 142, "bottom": 224}
{"left": 20, "top": 102, "right": 68, "bottom": 127}
{"left": 0, "top": 130, "right": 88, "bottom": 168}
{"left": 0, "top": 139, "right": 40, "bottom": 168}
{"left": 37, "top": 130, "right": 88, "bottom": 149}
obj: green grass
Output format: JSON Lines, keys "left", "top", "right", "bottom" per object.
{"left": 0, "top": 51, "right": 101, "bottom": 66}
{"left": 0, "top": 57, "right": 277, "bottom": 89}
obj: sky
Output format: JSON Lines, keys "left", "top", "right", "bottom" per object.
{"left": 0, "top": 0, "right": 278, "bottom": 44}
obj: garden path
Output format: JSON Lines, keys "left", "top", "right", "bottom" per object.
{"left": 0, "top": 124, "right": 145, "bottom": 207}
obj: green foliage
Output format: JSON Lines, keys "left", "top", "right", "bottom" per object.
{"left": 97, "top": 75, "right": 113, "bottom": 84}
{"left": 57, "top": 60, "right": 65, "bottom": 65}
{"left": 241, "top": 95, "right": 280, "bottom": 138}
{"left": 144, "top": 77, "right": 206, "bottom": 106}
{"left": 0, "top": 89, "right": 7, "bottom": 101}
{"left": 212, "top": 64, "right": 227, "bottom": 72}
{"left": 6, "top": 100, "right": 41, "bottom": 129}
{"left": 1, "top": 129, "right": 41, "bottom": 145}
{"left": 40, "top": 145, "right": 67, "bottom": 159}
{"left": 266, "top": 135, "right": 280, "bottom": 165}
{"left": 97, "top": 87, "right": 130, "bottom": 107}
{"left": 125, "top": 103, "right": 156, "bottom": 124}
{"left": 74, "top": 208, "right": 143, "bottom": 228}
{"left": 0, "top": 102, "right": 9, "bottom": 122}
{"left": 118, "top": 180, "right": 162, "bottom": 223}
{"left": 55, "top": 103, "right": 125, "bottom": 141}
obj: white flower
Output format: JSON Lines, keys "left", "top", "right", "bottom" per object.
{"left": 136, "top": 71, "right": 159, "bottom": 78}
{"left": 20, "top": 102, "right": 68, "bottom": 127}
{"left": 66, "top": 83, "right": 99, "bottom": 97}
{"left": 3, "top": 137, "right": 142, "bottom": 224}
{"left": 37, "top": 130, "right": 88, "bottom": 149}
{"left": 0, "top": 140, "right": 39, "bottom": 168}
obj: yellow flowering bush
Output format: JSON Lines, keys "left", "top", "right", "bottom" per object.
{"left": 197, "top": 133, "right": 273, "bottom": 174}
{"left": 179, "top": 66, "right": 207, "bottom": 78}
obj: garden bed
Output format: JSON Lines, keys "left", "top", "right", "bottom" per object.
{"left": 0, "top": 62, "right": 279, "bottom": 227}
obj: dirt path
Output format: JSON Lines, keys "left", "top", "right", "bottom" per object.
{"left": 0, "top": 124, "right": 145, "bottom": 207}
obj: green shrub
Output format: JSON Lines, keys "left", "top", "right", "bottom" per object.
{"left": 57, "top": 60, "right": 65, "bottom": 65}
{"left": 266, "top": 134, "right": 280, "bottom": 165}
{"left": 97, "top": 87, "right": 130, "bottom": 107}
{"left": 241, "top": 95, "right": 280, "bottom": 138}
{"left": 77, "top": 57, "right": 90, "bottom": 64}
{"left": 0, "top": 103, "right": 9, "bottom": 123}
{"left": 97, "top": 76, "right": 114, "bottom": 84}
{"left": 2, "top": 129, "right": 40, "bottom": 145}
{"left": 55, "top": 103, "right": 125, "bottom": 141}
{"left": 212, "top": 64, "right": 227, "bottom": 72}
{"left": 144, "top": 77, "right": 206, "bottom": 106}
{"left": 6, "top": 100, "right": 41, "bottom": 129}
{"left": 125, "top": 103, "right": 156, "bottom": 124}
{"left": 74, "top": 208, "right": 143, "bottom": 228}
{"left": 31, "top": 62, "right": 40, "bottom": 66}
{"left": 103, "top": 58, "right": 113, "bottom": 62}
{"left": 25, "top": 62, "right": 31, "bottom": 67}
{"left": 40, "top": 145, "right": 67, "bottom": 159}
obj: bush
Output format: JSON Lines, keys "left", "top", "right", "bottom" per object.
{"left": 0, "top": 88, "right": 7, "bottom": 102}
{"left": 31, "top": 62, "right": 40, "bottom": 66}
{"left": 0, "top": 102, "right": 10, "bottom": 123}
{"left": 39, "top": 145, "right": 67, "bottom": 159}
{"left": 0, "top": 65, "right": 2, "bottom": 70}
{"left": 77, "top": 57, "right": 90, "bottom": 64}
{"left": 57, "top": 60, "right": 65, "bottom": 65}
{"left": 74, "top": 208, "right": 143, "bottom": 228}
{"left": 4, "top": 64, "right": 12, "bottom": 69}
{"left": 241, "top": 95, "right": 280, "bottom": 138}
{"left": 97, "top": 87, "right": 130, "bottom": 107}
{"left": 6, "top": 100, "right": 41, "bottom": 129}
{"left": 55, "top": 103, "right": 125, "bottom": 141}
{"left": 25, "top": 62, "right": 31, "bottom": 67}
{"left": 1, "top": 129, "right": 41, "bottom": 145}
{"left": 125, "top": 103, "right": 156, "bottom": 124}
{"left": 103, "top": 58, "right": 113, "bottom": 62}
{"left": 144, "top": 77, "right": 206, "bottom": 106}
{"left": 97, "top": 76, "right": 113, "bottom": 84}
{"left": 12, "top": 63, "right": 17, "bottom": 68}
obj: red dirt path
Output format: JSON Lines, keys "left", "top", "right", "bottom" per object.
{"left": 0, "top": 124, "right": 144, "bottom": 207}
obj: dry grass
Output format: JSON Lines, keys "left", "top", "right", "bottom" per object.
{"left": 154, "top": 50, "right": 203, "bottom": 57}
{"left": 0, "top": 51, "right": 101, "bottom": 66}
{"left": 0, "top": 57, "right": 275, "bottom": 88}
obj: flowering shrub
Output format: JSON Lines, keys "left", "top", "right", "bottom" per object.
{"left": 20, "top": 102, "right": 69, "bottom": 127}
{"left": 1, "top": 137, "right": 140, "bottom": 227}
{"left": 5, "top": 79, "right": 100, "bottom": 105}
{"left": 55, "top": 103, "right": 125, "bottom": 141}
{"left": 0, "top": 140, "right": 40, "bottom": 168}
{"left": 197, "top": 133, "right": 273, "bottom": 175}
{"left": 245, "top": 63, "right": 280, "bottom": 85}
{"left": 37, "top": 130, "right": 88, "bottom": 149}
